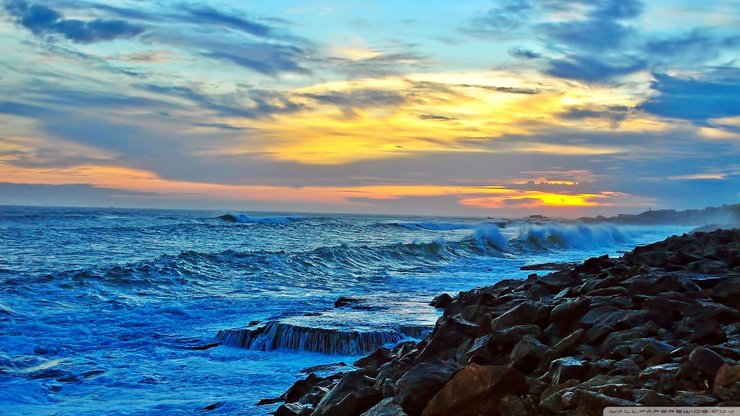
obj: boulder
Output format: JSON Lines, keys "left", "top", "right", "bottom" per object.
{"left": 355, "top": 348, "right": 393, "bottom": 372}
{"left": 312, "top": 371, "right": 382, "bottom": 416}
{"left": 275, "top": 402, "right": 311, "bottom": 416}
{"left": 430, "top": 293, "right": 453, "bottom": 309}
{"left": 550, "top": 297, "right": 591, "bottom": 325}
{"left": 548, "top": 356, "right": 588, "bottom": 385}
{"left": 688, "top": 347, "right": 730, "bottom": 381}
{"left": 633, "top": 389, "right": 672, "bottom": 406}
{"left": 421, "top": 365, "right": 527, "bottom": 416}
{"left": 394, "top": 360, "right": 461, "bottom": 416}
{"left": 490, "top": 301, "right": 541, "bottom": 330}
{"left": 510, "top": 335, "right": 548, "bottom": 371}
{"left": 361, "top": 398, "right": 408, "bottom": 416}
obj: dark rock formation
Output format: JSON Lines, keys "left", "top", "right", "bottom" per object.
{"left": 269, "top": 229, "right": 740, "bottom": 415}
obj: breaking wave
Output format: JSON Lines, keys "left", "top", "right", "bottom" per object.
{"left": 218, "top": 213, "right": 307, "bottom": 224}
{"left": 513, "top": 223, "right": 634, "bottom": 251}
{"left": 217, "top": 322, "right": 428, "bottom": 355}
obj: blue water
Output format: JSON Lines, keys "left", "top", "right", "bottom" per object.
{"left": 0, "top": 206, "right": 691, "bottom": 415}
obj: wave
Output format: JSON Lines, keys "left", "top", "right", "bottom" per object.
{"left": 389, "top": 221, "right": 477, "bottom": 231}
{"left": 513, "top": 223, "right": 634, "bottom": 251}
{"left": 28, "top": 222, "right": 640, "bottom": 289}
{"left": 218, "top": 213, "right": 307, "bottom": 224}
{"left": 217, "top": 322, "right": 428, "bottom": 355}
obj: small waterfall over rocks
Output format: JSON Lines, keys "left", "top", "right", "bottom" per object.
{"left": 217, "top": 322, "right": 430, "bottom": 355}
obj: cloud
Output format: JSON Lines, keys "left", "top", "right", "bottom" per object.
{"left": 508, "top": 47, "right": 540, "bottom": 59}
{"left": 641, "top": 71, "right": 740, "bottom": 123}
{"left": 545, "top": 55, "right": 645, "bottom": 83}
{"left": 4, "top": 0, "right": 144, "bottom": 43}
{"left": 202, "top": 46, "right": 310, "bottom": 76}
{"left": 178, "top": 4, "right": 272, "bottom": 37}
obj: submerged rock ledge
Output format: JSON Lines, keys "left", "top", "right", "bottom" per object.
{"left": 269, "top": 229, "right": 740, "bottom": 416}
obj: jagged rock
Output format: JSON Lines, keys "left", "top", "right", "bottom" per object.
{"left": 609, "top": 358, "right": 640, "bottom": 376}
{"left": 275, "top": 402, "right": 311, "bottom": 416}
{"left": 551, "top": 297, "right": 591, "bottom": 325}
{"left": 674, "top": 391, "right": 718, "bottom": 406}
{"left": 711, "top": 276, "right": 740, "bottom": 308}
{"left": 360, "top": 398, "right": 408, "bottom": 416}
{"left": 548, "top": 356, "right": 588, "bottom": 385}
{"left": 394, "top": 360, "right": 461, "bottom": 416}
{"left": 562, "top": 389, "right": 637, "bottom": 413}
{"left": 688, "top": 347, "right": 730, "bottom": 381}
{"left": 312, "top": 371, "right": 382, "bottom": 416}
{"left": 300, "top": 386, "right": 331, "bottom": 407}
{"left": 633, "top": 389, "right": 672, "bottom": 406}
{"left": 510, "top": 335, "right": 548, "bottom": 371}
{"left": 490, "top": 301, "right": 541, "bottom": 330}
{"left": 335, "top": 296, "right": 366, "bottom": 308}
{"left": 356, "top": 348, "right": 393, "bottom": 372}
{"left": 430, "top": 293, "right": 453, "bottom": 308}
{"left": 421, "top": 365, "right": 527, "bottom": 416}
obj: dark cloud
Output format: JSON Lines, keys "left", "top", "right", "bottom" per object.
{"left": 641, "top": 71, "right": 740, "bottom": 123}
{"left": 138, "top": 84, "right": 303, "bottom": 119}
{"left": 301, "top": 89, "right": 406, "bottom": 116}
{"left": 559, "top": 105, "right": 631, "bottom": 127}
{"left": 646, "top": 29, "right": 740, "bottom": 65}
{"left": 179, "top": 5, "right": 272, "bottom": 37}
{"left": 5, "top": 0, "right": 144, "bottom": 43}
{"left": 419, "top": 114, "right": 457, "bottom": 122}
{"left": 545, "top": 55, "right": 645, "bottom": 83}
{"left": 202, "top": 45, "right": 310, "bottom": 76}
{"left": 508, "top": 47, "right": 540, "bottom": 59}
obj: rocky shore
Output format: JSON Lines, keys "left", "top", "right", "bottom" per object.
{"left": 266, "top": 229, "right": 740, "bottom": 416}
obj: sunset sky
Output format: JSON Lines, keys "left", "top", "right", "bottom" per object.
{"left": 1, "top": 0, "right": 738, "bottom": 216}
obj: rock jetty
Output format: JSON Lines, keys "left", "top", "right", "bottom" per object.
{"left": 267, "top": 229, "right": 740, "bottom": 415}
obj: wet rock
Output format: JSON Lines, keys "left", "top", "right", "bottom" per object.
{"left": 361, "top": 398, "right": 408, "bottom": 416}
{"left": 713, "top": 364, "right": 740, "bottom": 400}
{"left": 335, "top": 296, "right": 366, "bottom": 308}
{"left": 549, "top": 356, "right": 588, "bottom": 385}
{"left": 430, "top": 293, "right": 452, "bottom": 308}
{"left": 550, "top": 296, "right": 591, "bottom": 325}
{"left": 421, "top": 365, "right": 527, "bottom": 416}
{"left": 275, "top": 402, "right": 311, "bottom": 416}
{"left": 394, "top": 360, "right": 461, "bottom": 416}
{"left": 356, "top": 348, "right": 393, "bottom": 372}
{"left": 609, "top": 358, "right": 641, "bottom": 376}
{"left": 688, "top": 347, "right": 730, "bottom": 381}
{"left": 674, "top": 391, "right": 718, "bottom": 406}
{"left": 510, "top": 335, "right": 548, "bottom": 372}
{"left": 711, "top": 276, "right": 740, "bottom": 308}
{"left": 490, "top": 301, "right": 540, "bottom": 330}
{"left": 198, "top": 402, "right": 225, "bottom": 413}
{"left": 633, "top": 389, "right": 672, "bottom": 406}
{"left": 312, "top": 371, "right": 382, "bottom": 416}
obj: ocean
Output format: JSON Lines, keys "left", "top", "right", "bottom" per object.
{"left": 0, "top": 206, "right": 690, "bottom": 415}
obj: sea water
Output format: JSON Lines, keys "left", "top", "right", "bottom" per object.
{"left": 0, "top": 206, "right": 691, "bottom": 415}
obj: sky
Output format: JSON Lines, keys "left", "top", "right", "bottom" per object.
{"left": 0, "top": 0, "right": 739, "bottom": 217}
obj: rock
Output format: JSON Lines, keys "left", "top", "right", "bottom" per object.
{"left": 361, "top": 398, "right": 408, "bottom": 416}
{"left": 421, "top": 365, "right": 527, "bottom": 416}
{"left": 430, "top": 293, "right": 453, "bottom": 308}
{"left": 688, "top": 347, "right": 729, "bottom": 380}
{"left": 285, "top": 378, "right": 313, "bottom": 403}
{"left": 563, "top": 389, "right": 637, "bottom": 414}
{"left": 711, "top": 276, "right": 740, "bottom": 308}
{"left": 199, "top": 402, "right": 225, "bottom": 412}
{"left": 633, "top": 389, "right": 672, "bottom": 406}
{"left": 674, "top": 391, "right": 718, "bottom": 406}
{"left": 300, "top": 386, "right": 331, "bottom": 407}
{"left": 490, "top": 301, "right": 541, "bottom": 330}
{"left": 713, "top": 364, "right": 740, "bottom": 401}
{"left": 490, "top": 325, "right": 542, "bottom": 347}
{"left": 312, "top": 371, "right": 382, "bottom": 416}
{"left": 638, "top": 363, "right": 680, "bottom": 381}
{"left": 394, "top": 360, "right": 461, "bottom": 416}
{"left": 510, "top": 335, "right": 548, "bottom": 372}
{"left": 609, "top": 358, "right": 641, "bottom": 376}
{"left": 275, "top": 402, "right": 311, "bottom": 416}
{"left": 630, "top": 338, "right": 675, "bottom": 357}
{"left": 550, "top": 297, "right": 591, "bottom": 325}
{"left": 690, "top": 320, "right": 728, "bottom": 344}
{"left": 335, "top": 296, "right": 366, "bottom": 308}
{"left": 549, "top": 356, "right": 588, "bottom": 385}
{"left": 497, "top": 394, "right": 528, "bottom": 416}
{"left": 355, "top": 348, "right": 393, "bottom": 372}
